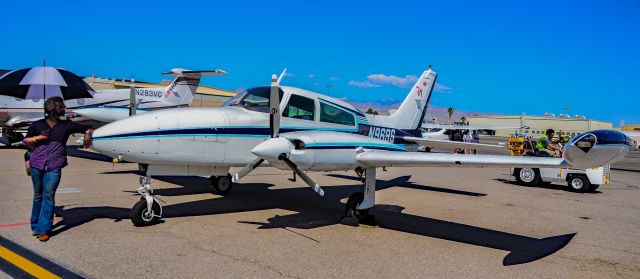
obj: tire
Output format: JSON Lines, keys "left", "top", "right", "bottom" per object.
{"left": 567, "top": 175, "right": 591, "bottom": 193}
{"left": 345, "top": 192, "right": 364, "bottom": 216}
{"left": 515, "top": 168, "right": 541, "bottom": 186}
{"left": 210, "top": 174, "right": 233, "bottom": 195}
{"left": 131, "top": 198, "right": 161, "bottom": 226}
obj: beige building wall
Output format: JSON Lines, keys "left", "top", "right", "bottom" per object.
{"left": 84, "top": 77, "right": 236, "bottom": 107}
{"left": 468, "top": 115, "right": 613, "bottom": 137}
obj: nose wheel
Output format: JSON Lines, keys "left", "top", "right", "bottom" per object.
{"left": 131, "top": 176, "right": 163, "bottom": 226}
{"left": 131, "top": 198, "right": 161, "bottom": 226}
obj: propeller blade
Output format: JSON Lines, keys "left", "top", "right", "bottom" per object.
{"left": 270, "top": 74, "right": 280, "bottom": 138}
{"left": 277, "top": 68, "right": 287, "bottom": 84}
{"left": 278, "top": 155, "right": 324, "bottom": 196}
{"left": 232, "top": 158, "right": 264, "bottom": 183}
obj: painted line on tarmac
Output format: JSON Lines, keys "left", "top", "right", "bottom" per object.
{"left": 0, "top": 218, "right": 63, "bottom": 229}
{"left": 0, "top": 235, "right": 84, "bottom": 278}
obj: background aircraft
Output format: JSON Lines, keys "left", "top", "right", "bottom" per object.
{"left": 0, "top": 68, "right": 225, "bottom": 146}
{"left": 89, "top": 66, "right": 635, "bottom": 227}
{"left": 417, "top": 123, "right": 526, "bottom": 151}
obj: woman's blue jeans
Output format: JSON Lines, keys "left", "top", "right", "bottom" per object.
{"left": 30, "top": 168, "right": 62, "bottom": 235}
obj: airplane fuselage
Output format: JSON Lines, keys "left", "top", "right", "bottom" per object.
{"left": 92, "top": 106, "right": 419, "bottom": 172}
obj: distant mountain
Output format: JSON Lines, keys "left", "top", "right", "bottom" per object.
{"left": 349, "top": 99, "right": 501, "bottom": 123}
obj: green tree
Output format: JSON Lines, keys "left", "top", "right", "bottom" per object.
{"left": 447, "top": 107, "right": 454, "bottom": 124}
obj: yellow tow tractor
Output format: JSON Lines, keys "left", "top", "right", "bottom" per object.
{"left": 506, "top": 133, "right": 610, "bottom": 192}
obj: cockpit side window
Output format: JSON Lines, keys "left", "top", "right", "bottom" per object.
{"left": 320, "top": 102, "right": 355, "bottom": 126}
{"left": 223, "top": 86, "right": 283, "bottom": 113}
{"left": 283, "top": 94, "right": 315, "bottom": 121}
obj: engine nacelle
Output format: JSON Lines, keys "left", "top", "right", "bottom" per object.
{"left": 563, "top": 130, "right": 635, "bottom": 169}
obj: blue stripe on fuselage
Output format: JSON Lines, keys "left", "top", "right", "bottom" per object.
{"left": 93, "top": 125, "right": 420, "bottom": 146}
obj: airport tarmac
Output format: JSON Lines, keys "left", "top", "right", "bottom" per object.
{"left": 0, "top": 144, "right": 639, "bottom": 278}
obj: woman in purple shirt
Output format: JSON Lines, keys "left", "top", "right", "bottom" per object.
{"left": 23, "top": 96, "right": 93, "bottom": 242}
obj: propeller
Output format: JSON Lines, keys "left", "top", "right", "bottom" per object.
{"left": 233, "top": 69, "right": 285, "bottom": 183}
{"left": 231, "top": 69, "right": 324, "bottom": 196}
{"left": 278, "top": 154, "right": 324, "bottom": 196}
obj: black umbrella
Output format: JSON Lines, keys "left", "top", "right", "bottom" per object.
{"left": 0, "top": 66, "right": 95, "bottom": 100}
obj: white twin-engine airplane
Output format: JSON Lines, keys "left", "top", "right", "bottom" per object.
{"left": 90, "top": 66, "right": 635, "bottom": 226}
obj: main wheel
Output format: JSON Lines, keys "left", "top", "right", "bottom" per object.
{"left": 345, "top": 192, "right": 365, "bottom": 219}
{"left": 568, "top": 175, "right": 591, "bottom": 193}
{"left": 210, "top": 174, "right": 233, "bottom": 195}
{"left": 131, "top": 198, "right": 161, "bottom": 226}
{"left": 515, "top": 168, "right": 541, "bottom": 186}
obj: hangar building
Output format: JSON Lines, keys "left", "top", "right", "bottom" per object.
{"left": 468, "top": 114, "right": 612, "bottom": 138}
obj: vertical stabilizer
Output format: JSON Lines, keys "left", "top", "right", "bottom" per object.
{"left": 385, "top": 66, "right": 437, "bottom": 130}
{"left": 161, "top": 68, "right": 228, "bottom": 105}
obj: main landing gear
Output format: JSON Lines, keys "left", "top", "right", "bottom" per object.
{"left": 210, "top": 174, "right": 234, "bottom": 195}
{"left": 342, "top": 168, "right": 377, "bottom": 226}
{"left": 131, "top": 175, "right": 163, "bottom": 226}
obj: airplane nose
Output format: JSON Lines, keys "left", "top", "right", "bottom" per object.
{"left": 251, "top": 137, "right": 294, "bottom": 161}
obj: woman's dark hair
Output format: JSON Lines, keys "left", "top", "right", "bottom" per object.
{"left": 44, "top": 96, "right": 64, "bottom": 115}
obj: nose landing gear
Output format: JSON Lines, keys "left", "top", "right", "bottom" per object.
{"left": 131, "top": 176, "right": 163, "bottom": 226}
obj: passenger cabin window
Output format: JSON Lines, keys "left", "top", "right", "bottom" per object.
{"left": 320, "top": 102, "right": 355, "bottom": 126}
{"left": 283, "top": 94, "right": 315, "bottom": 121}
{"left": 223, "top": 86, "right": 284, "bottom": 113}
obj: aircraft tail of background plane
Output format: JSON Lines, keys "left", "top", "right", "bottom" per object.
{"left": 160, "top": 69, "right": 228, "bottom": 105}
{"left": 382, "top": 66, "right": 437, "bottom": 132}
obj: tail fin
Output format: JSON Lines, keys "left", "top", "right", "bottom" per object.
{"left": 161, "top": 68, "right": 228, "bottom": 105}
{"left": 386, "top": 66, "right": 437, "bottom": 131}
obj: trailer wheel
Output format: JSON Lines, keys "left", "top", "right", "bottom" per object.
{"left": 568, "top": 175, "right": 591, "bottom": 193}
{"left": 514, "top": 168, "right": 541, "bottom": 186}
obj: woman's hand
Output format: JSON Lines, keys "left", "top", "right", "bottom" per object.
{"left": 83, "top": 129, "right": 93, "bottom": 148}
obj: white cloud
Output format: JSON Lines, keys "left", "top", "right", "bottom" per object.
{"left": 434, "top": 83, "right": 453, "bottom": 92}
{"left": 366, "top": 74, "right": 418, "bottom": 88}
{"left": 284, "top": 72, "right": 295, "bottom": 77}
{"left": 313, "top": 82, "right": 320, "bottom": 86}
{"left": 348, "top": 72, "right": 454, "bottom": 93}
{"left": 329, "top": 76, "right": 341, "bottom": 81}
{"left": 348, "top": 80, "right": 382, "bottom": 88}
{"left": 308, "top": 73, "right": 316, "bottom": 78}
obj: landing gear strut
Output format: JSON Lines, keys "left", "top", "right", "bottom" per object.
{"left": 342, "top": 168, "right": 377, "bottom": 226}
{"left": 131, "top": 175, "right": 163, "bottom": 226}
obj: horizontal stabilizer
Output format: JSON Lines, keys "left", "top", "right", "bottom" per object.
{"left": 162, "top": 68, "right": 228, "bottom": 77}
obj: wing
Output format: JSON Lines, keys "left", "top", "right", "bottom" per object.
{"left": 356, "top": 150, "right": 566, "bottom": 168}
{"left": 5, "top": 116, "right": 42, "bottom": 127}
{"left": 403, "top": 136, "right": 505, "bottom": 150}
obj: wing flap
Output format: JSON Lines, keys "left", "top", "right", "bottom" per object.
{"left": 356, "top": 150, "right": 566, "bottom": 168}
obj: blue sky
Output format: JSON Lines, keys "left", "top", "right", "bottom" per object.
{"left": 1, "top": 0, "right": 638, "bottom": 125}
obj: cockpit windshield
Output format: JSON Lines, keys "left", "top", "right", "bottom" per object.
{"left": 223, "top": 86, "right": 284, "bottom": 113}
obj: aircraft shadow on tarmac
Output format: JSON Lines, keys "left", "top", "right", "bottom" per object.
{"left": 493, "top": 178, "right": 603, "bottom": 194}
{"left": 51, "top": 174, "right": 575, "bottom": 266}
